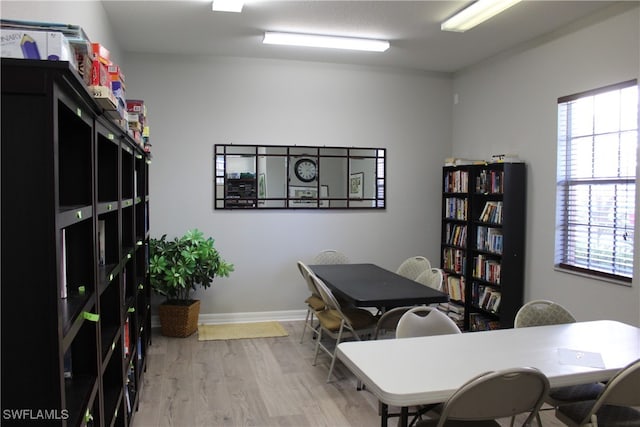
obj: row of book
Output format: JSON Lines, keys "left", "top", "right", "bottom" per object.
{"left": 437, "top": 302, "right": 465, "bottom": 329}
{"left": 472, "top": 283, "right": 501, "bottom": 313}
{"left": 444, "top": 197, "right": 468, "bottom": 220}
{"left": 442, "top": 248, "right": 466, "bottom": 275}
{"left": 476, "top": 226, "right": 503, "bottom": 254}
{"left": 472, "top": 254, "right": 501, "bottom": 284}
{"left": 445, "top": 275, "right": 465, "bottom": 302}
{"left": 444, "top": 223, "right": 467, "bottom": 247}
{"left": 478, "top": 201, "right": 503, "bottom": 224}
{"left": 469, "top": 313, "right": 501, "bottom": 331}
{"left": 475, "top": 169, "right": 504, "bottom": 194}
{"left": 444, "top": 170, "right": 469, "bottom": 193}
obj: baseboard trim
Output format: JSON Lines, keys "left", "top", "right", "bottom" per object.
{"left": 151, "top": 309, "right": 308, "bottom": 328}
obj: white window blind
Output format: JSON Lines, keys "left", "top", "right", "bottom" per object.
{"left": 555, "top": 80, "right": 638, "bottom": 282}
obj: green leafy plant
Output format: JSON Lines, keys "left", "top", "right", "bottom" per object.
{"left": 149, "top": 229, "right": 233, "bottom": 304}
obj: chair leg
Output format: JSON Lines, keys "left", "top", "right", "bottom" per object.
{"left": 300, "top": 308, "right": 311, "bottom": 343}
{"left": 326, "top": 321, "right": 345, "bottom": 383}
{"left": 312, "top": 327, "right": 323, "bottom": 366}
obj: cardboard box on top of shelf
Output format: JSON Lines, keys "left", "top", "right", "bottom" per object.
{"left": 126, "top": 99, "right": 146, "bottom": 115}
{"left": 47, "top": 32, "right": 71, "bottom": 62}
{"left": 91, "top": 42, "right": 111, "bottom": 65}
{"left": 1, "top": 29, "right": 48, "bottom": 59}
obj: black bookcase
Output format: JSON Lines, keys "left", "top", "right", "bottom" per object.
{"left": 440, "top": 163, "right": 526, "bottom": 331}
{"left": 1, "top": 59, "right": 151, "bottom": 427}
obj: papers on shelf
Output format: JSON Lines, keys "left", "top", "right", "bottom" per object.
{"left": 558, "top": 348, "right": 605, "bottom": 369}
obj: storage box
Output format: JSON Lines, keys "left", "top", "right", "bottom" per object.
{"left": 91, "top": 42, "right": 111, "bottom": 65}
{"left": 1, "top": 30, "right": 47, "bottom": 59}
{"left": 91, "top": 59, "right": 109, "bottom": 86}
{"left": 126, "top": 99, "right": 145, "bottom": 114}
{"left": 46, "top": 32, "right": 70, "bottom": 61}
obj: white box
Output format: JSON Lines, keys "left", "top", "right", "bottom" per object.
{"left": 1, "top": 29, "right": 47, "bottom": 59}
{"left": 47, "top": 32, "right": 71, "bottom": 61}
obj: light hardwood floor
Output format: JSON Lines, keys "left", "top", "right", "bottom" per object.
{"left": 132, "top": 321, "right": 567, "bottom": 427}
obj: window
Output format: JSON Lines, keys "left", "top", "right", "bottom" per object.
{"left": 555, "top": 80, "right": 638, "bottom": 283}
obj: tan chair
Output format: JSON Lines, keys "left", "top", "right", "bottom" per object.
{"left": 312, "top": 249, "right": 350, "bottom": 265}
{"left": 396, "top": 306, "right": 461, "bottom": 339}
{"left": 415, "top": 367, "right": 550, "bottom": 427}
{"left": 415, "top": 268, "right": 444, "bottom": 291}
{"left": 297, "top": 261, "right": 325, "bottom": 344}
{"left": 396, "top": 256, "right": 431, "bottom": 280}
{"left": 514, "top": 300, "right": 604, "bottom": 425}
{"left": 514, "top": 299, "right": 576, "bottom": 327}
{"left": 310, "top": 274, "right": 377, "bottom": 382}
{"left": 555, "top": 358, "right": 640, "bottom": 427}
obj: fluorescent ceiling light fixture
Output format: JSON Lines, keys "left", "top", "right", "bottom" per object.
{"left": 212, "top": 0, "right": 243, "bottom": 13}
{"left": 441, "top": 0, "right": 522, "bottom": 32}
{"left": 263, "top": 32, "right": 389, "bottom": 52}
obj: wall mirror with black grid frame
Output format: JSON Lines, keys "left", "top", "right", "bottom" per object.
{"left": 214, "top": 144, "right": 386, "bottom": 210}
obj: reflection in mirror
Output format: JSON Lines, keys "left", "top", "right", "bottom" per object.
{"left": 214, "top": 144, "right": 385, "bottom": 210}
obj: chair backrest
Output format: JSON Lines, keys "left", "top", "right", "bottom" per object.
{"left": 297, "top": 260, "right": 318, "bottom": 296}
{"left": 374, "top": 306, "right": 413, "bottom": 339}
{"left": 415, "top": 268, "right": 444, "bottom": 291}
{"left": 396, "top": 256, "right": 431, "bottom": 280}
{"left": 396, "top": 306, "right": 461, "bottom": 338}
{"left": 584, "top": 358, "right": 640, "bottom": 421}
{"left": 310, "top": 273, "right": 344, "bottom": 315}
{"left": 514, "top": 299, "right": 576, "bottom": 328}
{"left": 312, "top": 249, "right": 350, "bottom": 265}
{"left": 436, "top": 367, "right": 550, "bottom": 426}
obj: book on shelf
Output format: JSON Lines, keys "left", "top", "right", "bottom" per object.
{"left": 475, "top": 169, "right": 504, "bottom": 194}
{"left": 478, "top": 201, "right": 503, "bottom": 224}
{"left": 473, "top": 254, "right": 501, "bottom": 284}
{"left": 476, "top": 226, "right": 503, "bottom": 254}
{"left": 469, "top": 313, "right": 501, "bottom": 331}
{"left": 473, "top": 283, "right": 501, "bottom": 313}
{"left": 446, "top": 275, "right": 465, "bottom": 302}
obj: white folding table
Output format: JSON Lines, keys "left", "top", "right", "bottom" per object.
{"left": 336, "top": 320, "right": 640, "bottom": 427}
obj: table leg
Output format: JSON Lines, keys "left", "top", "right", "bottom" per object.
{"left": 400, "top": 406, "right": 409, "bottom": 427}
{"left": 380, "top": 402, "right": 388, "bottom": 427}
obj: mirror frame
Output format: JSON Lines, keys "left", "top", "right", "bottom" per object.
{"left": 214, "top": 144, "right": 386, "bottom": 210}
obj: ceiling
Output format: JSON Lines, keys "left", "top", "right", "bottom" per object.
{"left": 102, "top": 1, "right": 623, "bottom": 73}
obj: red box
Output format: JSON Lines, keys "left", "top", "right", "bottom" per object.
{"left": 91, "top": 42, "right": 111, "bottom": 65}
{"left": 108, "top": 64, "right": 125, "bottom": 84}
{"left": 90, "top": 59, "right": 109, "bottom": 87}
{"left": 126, "top": 99, "right": 145, "bottom": 114}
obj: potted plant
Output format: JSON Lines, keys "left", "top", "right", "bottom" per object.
{"left": 149, "top": 228, "right": 233, "bottom": 337}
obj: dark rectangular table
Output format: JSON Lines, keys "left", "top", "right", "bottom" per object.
{"left": 308, "top": 263, "right": 449, "bottom": 309}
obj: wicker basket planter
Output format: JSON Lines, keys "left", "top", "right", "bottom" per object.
{"left": 158, "top": 300, "right": 201, "bottom": 337}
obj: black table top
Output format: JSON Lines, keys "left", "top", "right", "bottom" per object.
{"left": 309, "top": 263, "right": 449, "bottom": 308}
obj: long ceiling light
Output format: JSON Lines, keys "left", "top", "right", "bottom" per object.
{"left": 263, "top": 32, "right": 390, "bottom": 52}
{"left": 441, "top": 0, "right": 522, "bottom": 32}
{"left": 212, "top": 0, "right": 243, "bottom": 13}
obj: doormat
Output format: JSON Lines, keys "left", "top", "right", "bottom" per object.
{"left": 197, "top": 321, "right": 288, "bottom": 341}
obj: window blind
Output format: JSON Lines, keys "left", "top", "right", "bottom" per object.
{"left": 555, "top": 80, "right": 638, "bottom": 282}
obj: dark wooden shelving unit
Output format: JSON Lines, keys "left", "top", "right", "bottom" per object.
{"left": 440, "top": 163, "right": 526, "bottom": 331}
{"left": 1, "top": 58, "right": 151, "bottom": 427}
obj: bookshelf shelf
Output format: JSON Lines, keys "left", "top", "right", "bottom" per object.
{"left": 440, "top": 163, "right": 526, "bottom": 331}
{"left": 1, "top": 58, "right": 151, "bottom": 427}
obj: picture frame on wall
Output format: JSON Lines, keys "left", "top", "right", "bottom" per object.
{"left": 349, "top": 172, "right": 364, "bottom": 199}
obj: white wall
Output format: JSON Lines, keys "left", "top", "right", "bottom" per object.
{"left": 451, "top": 5, "right": 640, "bottom": 325}
{"left": 122, "top": 54, "right": 452, "bottom": 316}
